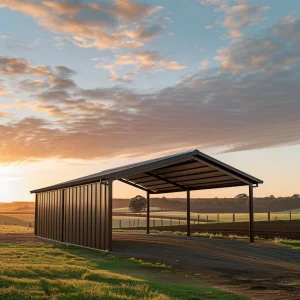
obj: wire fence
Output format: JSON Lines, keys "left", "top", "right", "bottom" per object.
{"left": 0, "top": 212, "right": 299, "bottom": 228}
{"left": 112, "top": 212, "right": 300, "bottom": 229}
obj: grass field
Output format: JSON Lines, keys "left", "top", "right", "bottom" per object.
{"left": 0, "top": 225, "right": 33, "bottom": 234}
{"left": 276, "top": 239, "right": 300, "bottom": 249}
{"left": 0, "top": 214, "right": 34, "bottom": 227}
{"left": 1, "top": 210, "right": 300, "bottom": 229}
{"left": 112, "top": 211, "right": 300, "bottom": 228}
{"left": 0, "top": 243, "right": 244, "bottom": 300}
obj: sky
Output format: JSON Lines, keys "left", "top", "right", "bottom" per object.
{"left": 0, "top": 0, "right": 299, "bottom": 202}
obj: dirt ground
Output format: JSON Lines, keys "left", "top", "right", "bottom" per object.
{"left": 1, "top": 232, "right": 300, "bottom": 300}
{"left": 113, "top": 232, "right": 300, "bottom": 300}
{"left": 122, "top": 220, "right": 300, "bottom": 239}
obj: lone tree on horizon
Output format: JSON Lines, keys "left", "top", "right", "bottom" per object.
{"left": 129, "top": 195, "right": 146, "bottom": 213}
{"left": 235, "top": 193, "right": 248, "bottom": 199}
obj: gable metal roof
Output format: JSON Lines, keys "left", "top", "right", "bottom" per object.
{"left": 31, "top": 149, "right": 263, "bottom": 194}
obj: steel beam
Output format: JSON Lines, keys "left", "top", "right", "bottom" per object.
{"left": 147, "top": 191, "right": 150, "bottom": 234}
{"left": 118, "top": 178, "right": 153, "bottom": 193}
{"left": 34, "top": 194, "right": 38, "bottom": 235}
{"left": 187, "top": 190, "right": 190, "bottom": 236}
{"left": 153, "top": 182, "right": 246, "bottom": 194}
{"left": 61, "top": 190, "right": 65, "bottom": 242}
{"left": 107, "top": 180, "right": 113, "bottom": 251}
{"left": 249, "top": 184, "right": 254, "bottom": 243}
{"left": 192, "top": 155, "right": 251, "bottom": 185}
{"left": 145, "top": 171, "right": 186, "bottom": 191}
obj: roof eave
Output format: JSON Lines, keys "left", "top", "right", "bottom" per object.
{"left": 30, "top": 150, "right": 198, "bottom": 193}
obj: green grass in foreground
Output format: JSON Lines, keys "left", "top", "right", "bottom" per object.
{"left": 0, "top": 243, "right": 245, "bottom": 300}
{"left": 275, "top": 239, "right": 300, "bottom": 249}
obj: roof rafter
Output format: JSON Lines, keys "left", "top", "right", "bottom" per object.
{"left": 118, "top": 178, "right": 154, "bottom": 193}
{"left": 145, "top": 171, "right": 187, "bottom": 191}
{"left": 192, "top": 155, "right": 252, "bottom": 185}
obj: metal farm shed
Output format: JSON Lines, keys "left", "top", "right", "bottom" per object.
{"left": 31, "top": 149, "right": 263, "bottom": 251}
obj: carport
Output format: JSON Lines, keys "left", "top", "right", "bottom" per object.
{"left": 31, "top": 149, "right": 263, "bottom": 251}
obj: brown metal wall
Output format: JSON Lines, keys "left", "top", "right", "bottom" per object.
{"left": 35, "top": 180, "right": 112, "bottom": 251}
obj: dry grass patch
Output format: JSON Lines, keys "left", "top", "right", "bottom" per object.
{"left": 0, "top": 225, "right": 34, "bottom": 234}
{"left": 0, "top": 243, "right": 245, "bottom": 299}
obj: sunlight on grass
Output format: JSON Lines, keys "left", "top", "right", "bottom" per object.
{"left": 0, "top": 243, "right": 245, "bottom": 299}
{"left": 0, "top": 225, "right": 34, "bottom": 233}
{"left": 275, "top": 238, "right": 300, "bottom": 249}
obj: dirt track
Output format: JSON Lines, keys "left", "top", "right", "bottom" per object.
{"left": 113, "top": 232, "right": 300, "bottom": 300}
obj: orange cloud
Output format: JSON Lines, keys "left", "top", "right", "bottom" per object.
{"left": 0, "top": 87, "right": 9, "bottom": 95}
{"left": 1, "top": 17, "right": 299, "bottom": 164}
{"left": 0, "top": 57, "right": 51, "bottom": 77}
{"left": 114, "top": 51, "right": 186, "bottom": 71}
{"left": 1, "top": 0, "right": 163, "bottom": 50}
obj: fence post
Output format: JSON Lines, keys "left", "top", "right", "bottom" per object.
{"left": 198, "top": 214, "right": 200, "bottom": 224}
{"left": 290, "top": 211, "right": 292, "bottom": 221}
{"left": 233, "top": 214, "right": 235, "bottom": 223}
{"left": 268, "top": 212, "right": 270, "bottom": 222}
{"left": 217, "top": 214, "right": 220, "bottom": 223}
{"left": 206, "top": 215, "right": 208, "bottom": 224}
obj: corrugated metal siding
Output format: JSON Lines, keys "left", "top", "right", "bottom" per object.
{"left": 35, "top": 181, "right": 112, "bottom": 251}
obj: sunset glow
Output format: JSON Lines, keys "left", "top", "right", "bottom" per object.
{"left": 0, "top": 0, "right": 299, "bottom": 202}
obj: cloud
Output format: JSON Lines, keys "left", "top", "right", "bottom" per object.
{"left": 222, "top": 4, "right": 269, "bottom": 31}
{"left": 1, "top": 59, "right": 299, "bottom": 163}
{"left": 0, "top": 35, "right": 37, "bottom": 51}
{"left": 0, "top": 87, "right": 9, "bottom": 96}
{"left": 17, "top": 79, "right": 49, "bottom": 92}
{"left": 0, "top": 16, "right": 299, "bottom": 163}
{"left": 160, "top": 60, "right": 187, "bottom": 71}
{"left": 49, "top": 78, "right": 77, "bottom": 90}
{"left": 95, "top": 51, "right": 186, "bottom": 82}
{"left": 43, "top": 1, "right": 84, "bottom": 14}
{"left": 125, "top": 25, "right": 164, "bottom": 40}
{"left": 1, "top": 0, "right": 163, "bottom": 50}
{"left": 0, "top": 57, "right": 78, "bottom": 94}
{"left": 114, "top": 51, "right": 186, "bottom": 71}
{"left": 199, "top": 0, "right": 226, "bottom": 5}
{"left": 0, "top": 57, "right": 51, "bottom": 77}
{"left": 0, "top": 112, "right": 10, "bottom": 118}
{"left": 91, "top": 0, "right": 162, "bottom": 21}
{"left": 199, "top": 59, "right": 210, "bottom": 70}
{"left": 198, "top": 0, "right": 269, "bottom": 39}
{"left": 55, "top": 66, "right": 77, "bottom": 78}
{"left": 215, "top": 17, "right": 300, "bottom": 73}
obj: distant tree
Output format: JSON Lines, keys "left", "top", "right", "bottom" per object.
{"left": 234, "top": 193, "right": 248, "bottom": 205}
{"left": 129, "top": 195, "right": 146, "bottom": 213}
{"left": 269, "top": 195, "right": 275, "bottom": 199}
{"left": 235, "top": 193, "right": 248, "bottom": 199}
{"left": 291, "top": 194, "right": 300, "bottom": 198}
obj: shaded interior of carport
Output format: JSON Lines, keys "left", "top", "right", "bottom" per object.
{"left": 31, "top": 149, "right": 263, "bottom": 252}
